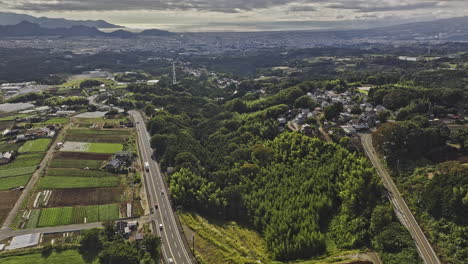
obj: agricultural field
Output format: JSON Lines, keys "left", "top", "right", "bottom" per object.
{"left": 0, "top": 166, "right": 36, "bottom": 178}
{"left": 0, "top": 191, "right": 21, "bottom": 225}
{"left": 25, "top": 204, "right": 120, "bottom": 227}
{"left": 13, "top": 116, "right": 139, "bottom": 230}
{"left": 18, "top": 138, "right": 52, "bottom": 153}
{"left": 0, "top": 249, "right": 98, "bottom": 264}
{"left": 37, "top": 176, "right": 119, "bottom": 189}
{"left": 45, "top": 187, "right": 124, "bottom": 207}
{"left": 0, "top": 152, "right": 45, "bottom": 190}
{"left": 60, "top": 142, "right": 123, "bottom": 153}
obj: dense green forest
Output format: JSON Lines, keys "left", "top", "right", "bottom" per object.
{"left": 117, "top": 75, "right": 422, "bottom": 263}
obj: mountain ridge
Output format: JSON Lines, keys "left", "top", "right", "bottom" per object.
{"left": 0, "top": 12, "right": 121, "bottom": 29}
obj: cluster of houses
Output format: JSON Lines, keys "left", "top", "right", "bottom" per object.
{"left": 280, "top": 89, "right": 388, "bottom": 136}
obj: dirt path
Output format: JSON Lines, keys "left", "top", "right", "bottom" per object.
{"left": 1, "top": 123, "right": 71, "bottom": 230}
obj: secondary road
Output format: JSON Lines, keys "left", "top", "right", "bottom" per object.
{"left": 361, "top": 134, "right": 441, "bottom": 264}
{"left": 131, "top": 110, "right": 195, "bottom": 264}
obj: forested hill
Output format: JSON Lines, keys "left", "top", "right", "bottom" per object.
{"left": 112, "top": 77, "right": 422, "bottom": 263}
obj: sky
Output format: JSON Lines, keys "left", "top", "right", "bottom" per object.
{"left": 1, "top": 0, "right": 468, "bottom": 32}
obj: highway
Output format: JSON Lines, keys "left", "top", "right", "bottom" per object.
{"left": 361, "top": 134, "right": 441, "bottom": 264}
{"left": 130, "top": 110, "right": 195, "bottom": 264}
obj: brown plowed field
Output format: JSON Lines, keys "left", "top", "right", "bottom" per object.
{"left": 46, "top": 187, "right": 125, "bottom": 207}
{"left": 53, "top": 152, "right": 112, "bottom": 160}
{"left": 65, "top": 134, "right": 129, "bottom": 143}
{"left": 0, "top": 190, "right": 21, "bottom": 225}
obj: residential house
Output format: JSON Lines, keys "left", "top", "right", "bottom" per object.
{"left": 0, "top": 151, "right": 14, "bottom": 165}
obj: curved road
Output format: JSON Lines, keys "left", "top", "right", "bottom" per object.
{"left": 361, "top": 134, "right": 441, "bottom": 264}
{"left": 131, "top": 111, "right": 195, "bottom": 264}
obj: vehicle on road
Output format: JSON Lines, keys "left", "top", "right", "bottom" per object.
{"left": 159, "top": 224, "right": 163, "bottom": 230}
{"left": 144, "top": 162, "right": 150, "bottom": 172}
{"left": 161, "top": 190, "right": 164, "bottom": 195}
{"left": 167, "top": 258, "right": 174, "bottom": 264}
{"left": 155, "top": 204, "right": 158, "bottom": 209}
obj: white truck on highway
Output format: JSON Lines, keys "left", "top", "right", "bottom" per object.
{"left": 144, "top": 162, "right": 150, "bottom": 172}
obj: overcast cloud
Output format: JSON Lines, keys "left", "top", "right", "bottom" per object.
{"left": 0, "top": 0, "right": 467, "bottom": 31}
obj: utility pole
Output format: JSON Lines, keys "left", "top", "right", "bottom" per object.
{"left": 172, "top": 62, "right": 177, "bottom": 85}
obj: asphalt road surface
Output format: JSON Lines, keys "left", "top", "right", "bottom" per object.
{"left": 361, "top": 134, "right": 441, "bottom": 264}
{"left": 131, "top": 110, "right": 195, "bottom": 264}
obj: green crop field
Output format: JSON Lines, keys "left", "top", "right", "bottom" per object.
{"left": 0, "top": 175, "right": 30, "bottom": 191}
{"left": 0, "top": 249, "right": 98, "bottom": 264}
{"left": 3, "top": 153, "right": 44, "bottom": 169}
{"left": 47, "top": 168, "right": 116, "bottom": 178}
{"left": 0, "top": 166, "right": 36, "bottom": 178}
{"left": 37, "top": 176, "right": 119, "bottom": 189}
{"left": 37, "top": 207, "right": 73, "bottom": 227}
{"left": 33, "top": 204, "right": 120, "bottom": 227}
{"left": 25, "top": 209, "right": 41, "bottom": 229}
{"left": 87, "top": 143, "right": 123, "bottom": 154}
{"left": 19, "top": 139, "right": 52, "bottom": 153}
{"left": 49, "top": 159, "right": 104, "bottom": 170}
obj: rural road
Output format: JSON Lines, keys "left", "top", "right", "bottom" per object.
{"left": 1, "top": 123, "right": 70, "bottom": 230}
{"left": 131, "top": 110, "right": 196, "bottom": 264}
{"left": 361, "top": 134, "right": 441, "bottom": 264}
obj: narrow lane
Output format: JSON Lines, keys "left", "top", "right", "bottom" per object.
{"left": 361, "top": 134, "right": 441, "bottom": 264}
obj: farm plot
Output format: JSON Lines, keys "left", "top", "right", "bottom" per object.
{"left": 0, "top": 175, "right": 31, "bottom": 191}
{"left": 50, "top": 159, "right": 104, "bottom": 170}
{"left": 53, "top": 152, "right": 111, "bottom": 160}
{"left": 30, "top": 204, "right": 120, "bottom": 227}
{"left": 0, "top": 141, "right": 22, "bottom": 153}
{"left": 60, "top": 142, "right": 123, "bottom": 153}
{"left": 46, "top": 187, "right": 125, "bottom": 207}
{"left": 1, "top": 153, "right": 44, "bottom": 168}
{"left": 0, "top": 166, "right": 36, "bottom": 178}
{"left": 0, "top": 191, "right": 21, "bottom": 225}
{"left": 0, "top": 153, "right": 44, "bottom": 190}
{"left": 46, "top": 168, "right": 116, "bottom": 178}
{"left": 88, "top": 143, "right": 123, "bottom": 153}
{"left": 19, "top": 138, "right": 52, "bottom": 153}
{"left": 38, "top": 176, "right": 119, "bottom": 189}
{"left": 65, "top": 134, "right": 129, "bottom": 143}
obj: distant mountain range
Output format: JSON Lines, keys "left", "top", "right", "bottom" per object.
{"left": 0, "top": 21, "right": 174, "bottom": 38}
{"left": 0, "top": 12, "right": 120, "bottom": 29}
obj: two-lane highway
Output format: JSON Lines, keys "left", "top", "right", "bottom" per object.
{"left": 361, "top": 134, "right": 441, "bottom": 264}
{"left": 131, "top": 111, "right": 195, "bottom": 264}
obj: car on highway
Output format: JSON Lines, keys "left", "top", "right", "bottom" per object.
{"left": 159, "top": 224, "right": 163, "bottom": 230}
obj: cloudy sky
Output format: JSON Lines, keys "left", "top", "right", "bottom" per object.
{"left": 1, "top": 0, "right": 468, "bottom": 31}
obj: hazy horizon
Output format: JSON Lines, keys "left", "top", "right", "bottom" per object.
{"left": 1, "top": 1, "right": 468, "bottom": 32}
